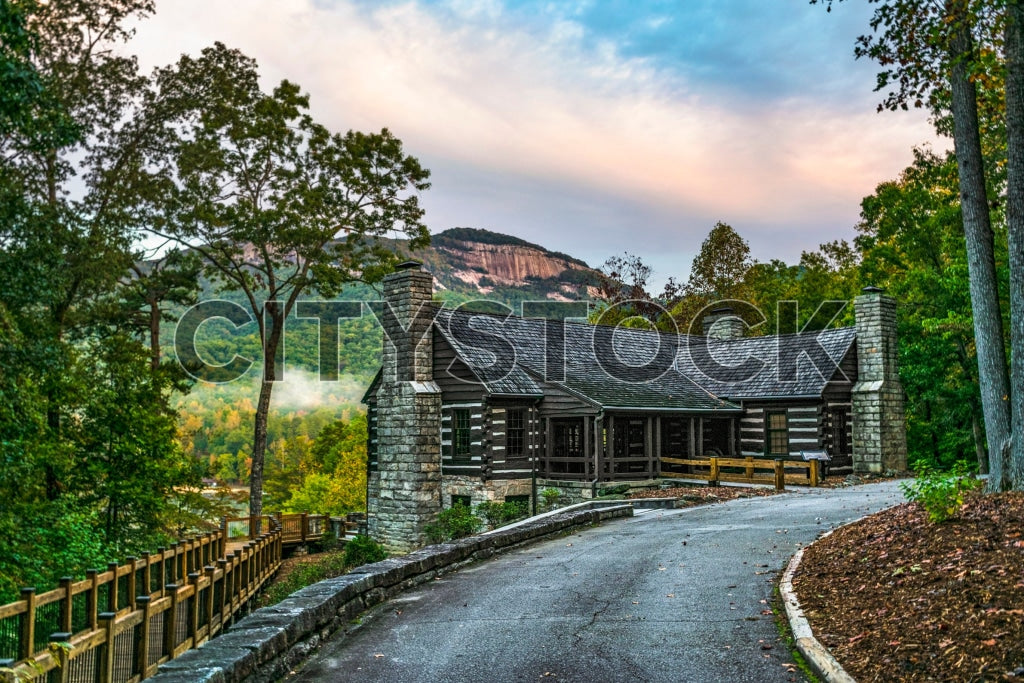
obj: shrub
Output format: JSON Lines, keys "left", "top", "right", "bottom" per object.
{"left": 343, "top": 534, "right": 387, "bottom": 567}
{"left": 900, "top": 461, "right": 983, "bottom": 523}
{"left": 475, "top": 500, "right": 528, "bottom": 529}
{"left": 424, "top": 504, "right": 481, "bottom": 543}
{"left": 540, "top": 487, "right": 561, "bottom": 511}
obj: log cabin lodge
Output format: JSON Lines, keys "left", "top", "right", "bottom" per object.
{"left": 363, "top": 261, "right": 907, "bottom": 551}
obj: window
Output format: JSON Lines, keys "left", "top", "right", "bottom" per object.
{"left": 506, "top": 408, "right": 525, "bottom": 458}
{"left": 453, "top": 409, "right": 471, "bottom": 459}
{"left": 831, "top": 409, "right": 850, "bottom": 456}
{"left": 553, "top": 419, "right": 583, "bottom": 458}
{"left": 766, "top": 411, "right": 789, "bottom": 456}
{"left": 451, "top": 494, "right": 471, "bottom": 509}
{"left": 612, "top": 417, "right": 646, "bottom": 458}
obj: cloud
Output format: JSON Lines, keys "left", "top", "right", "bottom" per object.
{"left": 133, "top": 0, "right": 938, "bottom": 283}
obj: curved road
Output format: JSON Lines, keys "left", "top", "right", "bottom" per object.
{"left": 292, "top": 481, "right": 905, "bottom": 683}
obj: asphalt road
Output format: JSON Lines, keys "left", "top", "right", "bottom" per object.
{"left": 291, "top": 481, "right": 906, "bottom": 683}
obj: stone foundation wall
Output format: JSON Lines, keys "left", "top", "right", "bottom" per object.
{"left": 442, "top": 475, "right": 532, "bottom": 508}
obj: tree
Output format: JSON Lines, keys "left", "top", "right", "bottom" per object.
{"left": 672, "top": 221, "right": 755, "bottom": 330}
{"left": 142, "top": 44, "right": 431, "bottom": 522}
{"left": 120, "top": 247, "right": 200, "bottom": 368}
{"left": 594, "top": 252, "right": 683, "bottom": 329}
{"left": 0, "top": 0, "right": 209, "bottom": 593}
{"left": 858, "top": 148, "right": 992, "bottom": 470}
{"left": 1006, "top": 0, "right": 1024, "bottom": 488}
{"left": 815, "top": 0, "right": 1013, "bottom": 490}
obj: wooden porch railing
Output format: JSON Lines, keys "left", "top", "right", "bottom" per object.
{"left": 0, "top": 511, "right": 347, "bottom": 682}
{"left": 659, "top": 456, "right": 820, "bottom": 489}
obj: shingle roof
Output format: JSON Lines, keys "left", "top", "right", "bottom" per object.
{"left": 674, "top": 327, "right": 858, "bottom": 400}
{"left": 431, "top": 308, "right": 855, "bottom": 411}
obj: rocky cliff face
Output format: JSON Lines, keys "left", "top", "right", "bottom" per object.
{"left": 438, "top": 240, "right": 582, "bottom": 286}
{"left": 416, "top": 228, "right": 598, "bottom": 301}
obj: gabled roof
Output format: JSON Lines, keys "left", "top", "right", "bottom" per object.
{"left": 432, "top": 308, "right": 856, "bottom": 408}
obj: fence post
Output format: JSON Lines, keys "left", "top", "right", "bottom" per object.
{"left": 98, "top": 612, "right": 116, "bottom": 682}
{"left": 126, "top": 557, "right": 137, "bottom": 611}
{"left": 301, "top": 513, "right": 309, "bottom": 543}
{"left": 59, "top": 576, "right": 73, "bottom": 634}
{"left": 155, "top": 548, "right": 166, "bottom": 596}
{"left": 248, "top": 515, "right": 257, "bottom": 540}
{"left": 86, "top": 570, "right": 99, "bottom": 631}
{"left": 18, "top": 587, "right": 36, "bottom": 660}
{"left": 204, "top": 565, "right": 216, "bottom": 640}
{"left": 709, "top": 457, "right": 719, "bottom": 486}
{"left": 135, "top": 595, "right": 151, "bottom": 679}
{"left": 107, "top": 562, "right": 119, "bottom": 613}
{"left": 163, "top": 584, "right": 179, "bottom": 659}
{"left": 187, "top": 572, "right": 200, "bottom": 648}
{"left": 745, "top": 457, "right": 754, "bottom": 480}
{"left": 216, "top": 559, "right": 228, "bottom": 629}
{"left": 774, "top": 459, "right": 785, "bottom": 491}
{"left": 48, "top": 632, "right": 71, "bottom": 683}
{"left": 810, "top": 459, "right": 820, "bottom": 487}
{"left": 141, "top": 552, "right": 152, "bottom": 598}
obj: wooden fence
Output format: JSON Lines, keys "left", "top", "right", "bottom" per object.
{"left": 660, "top": 456, "right": 820, "bottom": 489}
{"left": 0, "top": 512, "right": 342, "bottom": 683}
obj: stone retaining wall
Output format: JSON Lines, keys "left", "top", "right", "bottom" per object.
{"left": 149, "top": 504, "right": 633, "bottom": 683}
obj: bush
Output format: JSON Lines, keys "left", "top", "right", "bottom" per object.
{"left": 343, "top": 534, "right": 386, "bottom": 567}
{"left": 540, "top": 487, "right": 561, "bottom": 511}
{"left": 475, "top": 500, "right": 528, "bottom": 529}
{"left": 900, "top": 461, "right": 983, "bottom": 523}
{"left": 424, "top": 504, "right": 481, "bottom": 543}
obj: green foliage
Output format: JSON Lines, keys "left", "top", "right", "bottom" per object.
{"left": 424, "top": 503, "right": 482, "bottom": 544}
{"left": 260, "top": 536, "right": 385, "bottom": 607}
{"left": 259, "top": 551, "right": 350, "bottom": 607}
{"left": 900, "top": 461, "right": 984, "bottom": 523}
{"left": 475, "top": 500, "right": 528, "bottom": 529}
{"left": 540, "top": 487, "right": 562, "bottom": 510}
{"left": 858, "top": 148, "right": 993, "bottom": 471}
{"left": 343, "top": 534, "right": 387, "bottom": 567}
{"left": 0, "top": 498, "right": 107, "bottom": 602}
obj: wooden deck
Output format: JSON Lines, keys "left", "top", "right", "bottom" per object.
{"left": 0, "top": 512, "right": 356, "bottom": 682}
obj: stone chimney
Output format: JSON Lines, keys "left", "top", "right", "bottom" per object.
{"left": 367, "top": 261, "right": 442, "bottom": 552}
{"left": 702, "top": 306, "right": 745, "bottom": 340}
{"left": 851, "top": 286, "right": 907, "bottom": 473}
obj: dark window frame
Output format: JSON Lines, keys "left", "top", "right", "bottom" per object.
{"left": 765, "top": 410, "right": 789, "bottom": 456}
{"left": 453, "top": 408, "right": 472, "bottom": 460}
{"left": 552, "top": 419, "right": 584, "bottom": 459}
{"left": 831, "top": 409, "right": 850, "bottom": 456}
{"left": 506, "top": 408, "right": 526, "bottom": 458}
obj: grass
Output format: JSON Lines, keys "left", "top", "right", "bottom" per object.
{"left": 771, "top": 584, "right": 820, "bottom": 683}
{"left": 260, "top": 551, "right": 351, "bottom": 607}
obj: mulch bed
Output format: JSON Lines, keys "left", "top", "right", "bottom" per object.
{"left": 793, "top": 491, "right": 1024, "bottom": 682}
{"left": 628, "top": 484, "right": 781, "bottom": 506}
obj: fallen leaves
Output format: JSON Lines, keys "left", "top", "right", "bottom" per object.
{"left": 792, "top": 491, "right": 1024, "bottom": 683}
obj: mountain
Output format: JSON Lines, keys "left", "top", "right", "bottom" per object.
{"left": 403, "top": 227, "right": 600, "bottom": 304}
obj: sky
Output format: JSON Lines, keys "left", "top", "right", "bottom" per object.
{"left": 130, "top": 0, "right": 941, "bottom": 286}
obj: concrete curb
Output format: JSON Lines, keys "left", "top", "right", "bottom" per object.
{"left": 149, "top": 503, "right": 633, "bottom": 683}
{"left": 779, "top": 528, "right": 856, "bottom": 683}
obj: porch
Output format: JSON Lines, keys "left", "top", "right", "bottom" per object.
{"left": 539, "top": 412, "right": 742, "bottom": 482}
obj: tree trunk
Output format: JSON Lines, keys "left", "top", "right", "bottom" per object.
{"left": 249, "top": 305, "right": 284, "bottom": 530}
{"left": 972, "top": 409, "right": 988, "bottom": 474}
{"left": 149, "top": 297, "right": 161, "bottom": 369}
{"left": 947, "top": 1, "right": 1012, "bottom": 491}
{"left": 1007, "top": 0, "right": 1024, "bottom": 491}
